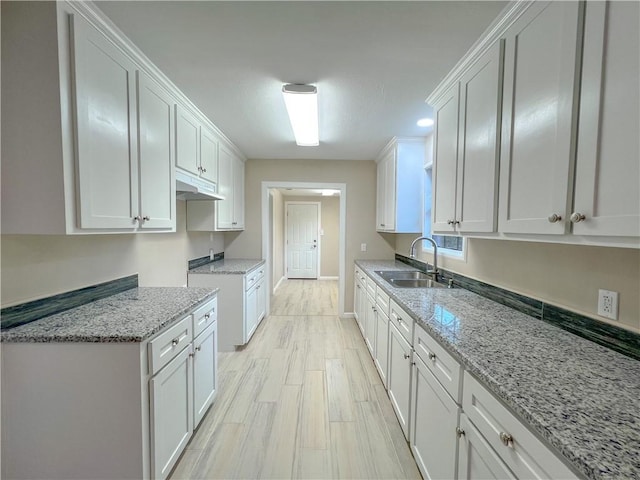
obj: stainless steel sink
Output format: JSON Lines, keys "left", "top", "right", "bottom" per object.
{"left": 374, "top": 270, "right": 446, "bottom": 288}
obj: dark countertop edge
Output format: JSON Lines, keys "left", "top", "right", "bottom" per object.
{"left": 1, "top": 288, "right": 219, "bottom": 344}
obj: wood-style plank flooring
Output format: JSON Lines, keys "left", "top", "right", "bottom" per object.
{"left": 169, "top": 279, "right": 421, "bottom": 480}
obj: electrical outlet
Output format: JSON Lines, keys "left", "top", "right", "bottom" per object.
{"left": 597, "top": 289, "right": 618, "bottom": 320}
{"left": 360, "top": 243, "right": 367, "bottom": 252}
{"left": 209, "top": 249, "right": 214, "bottom": 260}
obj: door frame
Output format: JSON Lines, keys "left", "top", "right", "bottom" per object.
{"left": 284, "top": 201, "right": 321, "bottom": 279}
{"left": 261, "top": 181, "right": 347, "bottom": 317}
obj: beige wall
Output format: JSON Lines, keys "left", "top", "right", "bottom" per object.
{"left": 396, "top": 235, "right": 640, "bottom": 333}
{"left": 224, "top": 159, "right": 397, "bottom": 312}
{"left": 284, "top": 195, "right": 340, "bottom": 278}
{"left": 1, "top": 201, "right": 224, "bottom": 306}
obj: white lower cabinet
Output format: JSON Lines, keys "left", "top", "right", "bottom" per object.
{"left": 188, "top": 263, "right": 266, "bottom": 351}
{"left": 364, "top": 292, "right": 377, "bottom": 355}
{"left": 150, "top": 346, "right": 193, "bottom": 480}
{"left": 457, "top": 413, "right": 515, "bottom": 480}
{"left": 388, "top": 322, "right": 413, "bottom": 439}
{"left": 373, "top": 306, "right": 390, "bottom": 388}
{"left": 193, "top": 322, "right": 218, "bottom": 427}
{"left": 411, "top": 354, "right": 460, "bottom": 480}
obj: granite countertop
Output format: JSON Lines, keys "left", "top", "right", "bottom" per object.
{"left": 356, "top": 260, "right": 640, "bottom": 480}
{"left": 188, "top": 258, "right": 265, "bottom": 275}
{"left": 0, "top": 287, "right": 218, "bottom": 343}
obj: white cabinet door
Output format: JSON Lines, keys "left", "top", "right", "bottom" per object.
{"left": 193, "top": 323, "right": 217, "bottom": 428}
{"left": 71, "top": 13, "right": 138, "bottom": 230}
{"left": 256, "top": 278, "right": 266, "bottom": 325}
{"left": 353, "top": 273, "right": 362, "bottom": 325}
{"left": 364, "top": 293, "right": 377, "bottom": 355}
{"left": 374, "top": 308, "right": 389, "bottom": 388}
{"left": 432, "top": 83, "right": 460, "bottom": 233}
{"left": 457, "top": 413, "right": 515, "bottom": 480}
{"left": 573, "top": 0, "right": 640, "bottom": 237}
{"left": 233, "top": 155, "right": 245, "bottom": 229}
{"left": 411, "top": 354, "right": 459, "bottom": 480}
{"left": 376, "top": 159, "right": 386, "bottom": 230}
{"left": 200, "top": 126, "right": 219, "bottom": 185}
{"left": 498, "top": 1, "right": 581, "bottom": 234}
{"left": 136, "top": 71, "right": 176, "bottom": 230}
{"left": 216, "top": 143, "right": 234, "bottom": 229}
{"left": 383, "top": 152, "right": 397, "bottom": 231}
{"left": 456, "top": 41, "right": 503, "bottom": 234}
{"left": 175, "top": 104, "right": 200, "bottom": 176}
{"left": 150, "top": 346, "right": 193, "bottom": 480}
{"left": 388, "top": 322, "right": 412, "bottom": 439}
{"left": 245, "top": 284, "right": 258, "bottom": 342}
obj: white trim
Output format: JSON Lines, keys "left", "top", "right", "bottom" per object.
{"left": 262, "top": 181, "right": 347, "bottom": 317}
{"left": 273, "top": 276, "right": 286, "bottom": 294}
{"left": 319, "top": 276, "right": 339, "bottom": 281}
{"left": 284, "top": 201, "right": 321, "bottom": 279}
{"left": 343, "top": 312, "right": 356, "bottom": 320}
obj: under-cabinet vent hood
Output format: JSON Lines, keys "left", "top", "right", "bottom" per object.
{"left": 176, "top": 170, "right": 225, "bottom": 201}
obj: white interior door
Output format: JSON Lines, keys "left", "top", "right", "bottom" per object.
{"left": 286, "top": 203, "right": 319, "bottom": 279}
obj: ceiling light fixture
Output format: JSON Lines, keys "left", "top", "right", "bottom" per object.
{"left": 282, "top": 84, "right": 319, "bottom": 146}
{"left": 417, "top": 118, "right": 434, "bottom": 127}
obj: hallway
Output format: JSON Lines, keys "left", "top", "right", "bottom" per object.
{"left": 169, "top": 279, "right": 421, "bottom": 479}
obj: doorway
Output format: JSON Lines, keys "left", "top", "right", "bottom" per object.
{"left": 286, "top": 202, "right": 320, "bottom": 279}
{"left": 261, "top": 181, "right": 347, "bottom": 317}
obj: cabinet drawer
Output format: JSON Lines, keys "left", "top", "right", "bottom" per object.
{"left": 366, "top": 276, "right": 377, "bottom": 298}
{"left": 148, "top": 316, "right": 193, "bottom": 375}
{"left": 376, "top": 287, "right": 390, "bottom": 317}
{"left": 193, "top": 296, "right": 217, "bottom": 338}
{"left": 414, "top": 326, "right": 462, "bottom": 403}
{"left": 245, "top": 265, "right": 265, "bottom": 291}
{"left": 463, "top": 372, "right": 577, "bottom": 480}
{"left": 389, "top": 299, "right": 413, "bottom": 345}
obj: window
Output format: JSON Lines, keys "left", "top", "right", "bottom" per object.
{"left": 422, "top": 165, "right": 465, "bottom": 257}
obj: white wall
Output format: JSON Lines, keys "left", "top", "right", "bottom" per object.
{"left": 1, "top": 201, "right": 224, "bottom": 307}
{"left": 396, "top": 235, "right": 640, "bottom": 333}
{"left": 270, "top": 189, "right": 285, "bottom": 288}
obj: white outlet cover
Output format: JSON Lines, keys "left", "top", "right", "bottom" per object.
{"left": 597, "top": 289, "right": 619, "bottom": 320}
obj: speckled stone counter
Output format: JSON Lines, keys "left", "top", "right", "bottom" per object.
{"left": 0, "top": 287, "right": 218, "bottom": 343}
{"left": 189, "top": 258, "right": 265, "bottom": 275}
{"left": 356, "top": 260, "right": 640, "bottom": 480}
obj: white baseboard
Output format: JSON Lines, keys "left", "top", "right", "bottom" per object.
{"left": 341, "top": 312, "right": 355, "bottom": 319}
{"left": 318, "top": 276, "right": 339, "bottom": 280}
{"left": 273, "top": 276, "right": 285, "bottom": 293}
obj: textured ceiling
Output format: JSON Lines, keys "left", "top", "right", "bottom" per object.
{"left": 96, "top": 1, "right": 507, "bottom": 161}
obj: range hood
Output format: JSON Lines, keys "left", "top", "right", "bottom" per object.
{"left": 176, "top": 169, "right": 225, "bottom": 201}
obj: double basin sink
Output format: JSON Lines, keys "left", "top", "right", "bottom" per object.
{"left": 374, "top": 270, "right": 447, "bottom": 289}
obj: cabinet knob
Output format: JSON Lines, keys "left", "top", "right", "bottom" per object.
{"left": 195, "top": 346, "right": 202, "bottom": 352}
{"left": 232, "top": 222, "right": 238, "bottom": 225}
{"left": 380, "top": 223, "right": 385, "bottom": 227}
{"left": 570, "top": 212, "right": 586, "bottom": 223}
{"left": 447, "top": 220, "right": 454, "bottom": 225}
{"left": 133, "top": 216, "right": 141, "bottom": 221}
{"left": 428, "top": 352, "right": 436, "bottom": 361}
{"left": 454, "top": 220, "right": 460, "bottom": 225}
{"left": 204, "top": 313, "right": 210, "bottom": 320}
{"left": 403, "top": 353, "right": 410, "bottom": 359}
{"left": 499, "top": 431, "right": 514, "bottom": 448}
{"left": 202, "top": 168, "right": 206, "bottom": 173}
{"left": 456, "top": 427, "right": 465, "bottom": 438}
{"left": 143, "top": 216, "right": 150, "bottom": 221}
{"left": 171, "top": 338, "right": 179, "bottom": 346}
{"left": 547, "top": 213, "right": 562, "bottom": 223}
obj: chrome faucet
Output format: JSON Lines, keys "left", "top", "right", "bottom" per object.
{"left": 409, "top": 236, "right": 438, "bottom": 282}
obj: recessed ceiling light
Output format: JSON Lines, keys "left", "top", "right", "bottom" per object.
{"left": 417, "top": 118, "right": 434, "bottom": 127}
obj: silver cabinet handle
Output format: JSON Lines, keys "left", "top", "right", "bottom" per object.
{"left": 204, "top": 313, "right": 210, "bottom": 320}
{"left": 195, "top": 346, "right": 202, "bottom": 352}
{"left": 548, "top": 213, "right": 562, "bottom": 223}
{"left": 447, "top": 220, "right": 454, "bottom": 225}
{"left": 456, "top": 427, "right": 465, "bottom": 438}
{"left": 143, "top": 216, "right": 150, "bottom": 221}
{"left": 171, "top": 339, "right": 179, "bottom": 346}
{"left": 201, "top": 167, "right": 206, "bottom": 173}
{"left": 133, "top": 216, "right": 141, "bottom": 221}
{"left": 570, "top": 212, "right": 586, "bottom": 223}
{"left": 428, "top": 352, "right": 436, "bottom": 361}
{"left": 499, "top": 431, "right": 514, "bottom": 447}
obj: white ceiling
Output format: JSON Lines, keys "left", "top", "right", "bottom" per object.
{"left": 96, "top": 1, "right": 507, "bottom": 161}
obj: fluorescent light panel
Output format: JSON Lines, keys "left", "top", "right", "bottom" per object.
{"left": 282, "top": 84, "right": 319, "bottom": 146}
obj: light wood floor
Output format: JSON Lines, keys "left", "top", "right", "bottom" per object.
{"left": 169, "top": 279, "right": 421, "bottom": 480}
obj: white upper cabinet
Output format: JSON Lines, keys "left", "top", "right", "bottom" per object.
{"left": 376, "top": 138, "right": 424, "bottom": 233}
{"left": 572, "top": 0, "right": 640, "bottom": 237}
{"left": 175, "top": 104, "right": 220, "bottom": 186}
{"left": 432, "top": 38, "right": 504, "bottom": 236}
{"left": 137, "top": 72, "right": 176, "bottom": 230}
{"left": 216, "top": 143, "right": 245, "bottom": 230}
{"left": 498, "top": 1, "right": 581, "bottom": 235}
{"left": 71, "top": 12, "right": 140, "bottom": 230}
{"left": 200, "top": 126, "right": 219, "bottom": 185}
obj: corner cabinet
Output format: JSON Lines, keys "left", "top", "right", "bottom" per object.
{"left": 375, "top": 138, "right": 424, "bottom": 233}
{"left": 432, "top": 41, "right": 503, "bottom": 234}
